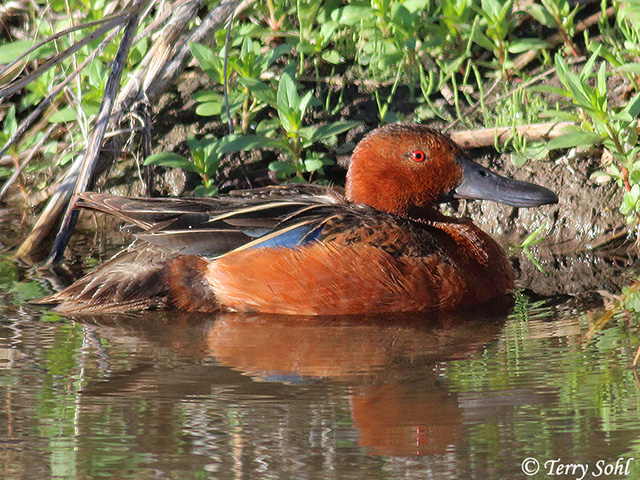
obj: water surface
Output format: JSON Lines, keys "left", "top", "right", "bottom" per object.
{"left": 1, "top": 252, "right": 640, "bottom": 479}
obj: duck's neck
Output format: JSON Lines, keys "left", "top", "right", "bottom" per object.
{"left": 405, "top": 205, "right": 452, "bottom": 224}
{"left": 345, "top": 168, "right": 410, "bottom": 216}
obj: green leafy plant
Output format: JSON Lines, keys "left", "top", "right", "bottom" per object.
{"left": 188, "top": 29, "right": 361, "bottom": 182}
{"left": 4, "top": 0, "right": 640, "bottom": 251}
{"left": 144, "top": 135, "right": 238, "bottom": 196}
{"left": 540, "top": 50, "right": 640, "bottom": 221}
{"left": 529, "top": 0, "right": 581, "bottom": 57}
{"left": 0, "top": 0, "right": 156, "bottom": 203}
{"left": 261, "top": 67, "right": 359, "bottom": 180}
{"left": 473, "top": 0, "right": 549, "bottom": 75}
{"left": 331, "top": 0, "right": 431, "bottom": 77}
{"left": 293, "top": 0, "right": 342, "bottom": 73}
{"left": 510, "top": 222, "right": 549, "bottom": 273}
{"left": 190, "top": 38, "right": 291, "bottom": 132}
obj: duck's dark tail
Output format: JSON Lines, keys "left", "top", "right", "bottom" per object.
{"left": 37, "top": 247, "right": 220, "bottom": 314}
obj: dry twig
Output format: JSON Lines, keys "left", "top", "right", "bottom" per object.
{"left": 15, "top": 0, "right": 253, "bottom": 261}
{"left": 45, "top": 0, "right": 148, "bottom": 265}
{"left": 513, "top": 6, "right": 616, "bottom": 72}
{"left": 450, "top": 121, "right": 576, "bottom": 148}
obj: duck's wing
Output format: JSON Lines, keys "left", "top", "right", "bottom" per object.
{"left": 77, "top": 185, "right": 351, "bottom": 257}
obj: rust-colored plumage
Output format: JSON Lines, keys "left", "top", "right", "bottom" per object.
{"left": 40, "top": 124, "right": 557, "bottom": 315}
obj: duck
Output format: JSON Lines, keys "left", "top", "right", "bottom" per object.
{"left": 41, "top": 124, "right": 558, "bottom": 315}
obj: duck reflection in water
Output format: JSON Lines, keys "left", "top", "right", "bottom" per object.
{"left": 79, "top": 308, "right": 511, "bottom": 456}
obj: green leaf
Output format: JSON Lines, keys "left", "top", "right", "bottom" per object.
{"left": 144, "top": 152, "right": 201, "bottom": 174}
{"left": 592, "top": 45, "right": 621, "bottom": 67}
{"left": 298, "top": 126, "right": 318, "bottom": 143}
{"left": 195, "top": 101, "right": 222, "bottom": 116}
{"left": 615, "top": 63, "right": 640, "bottom": 75}
{"left": 507, "top": 38, "right": 549, "bottom": 53}
{"left": 295, "top": 39, "right": 315, "bottom": 55}
{"left": 298, "top": 90, "right": 315, "bottom": 118}
{"left": 48, "top": 105, "right": 99, "bottom": 123}
{"left": 0, "top": 40, "right": 38, "bottom": 63}
{"left": 610, "top": 110, "right": 633, "bottom": 122}
{"left": 278, "top": 108, "right": 298, "bottom": 134}
{"left": 277, "top": 70, "right": 299, "bottom": 112}
{"left": 554, "top": 53, "right": 568, "bottom": 84}
{"left": 624, "top": 94, "right": 640, "bottom": 118}
{"left": 621, "top": 184, "right": 640, "bottom": 215}
{"left": 332, "top": 4, "right": 372, "bottom": 25}
{"left": 403, "top": 0, "right": 431, "bottom": 12}
{"left": 597, "top": 62, "right": 607, "bottom": 98}
{"left": 221, "top": 134, "right": 281, "bottom": 152}
{"left": 196, "top": 135, "right": 228, "bottom": 163}
{"left": 581, "top": 47, "right": 600, "bottom": 80}
{"left": 530, "top": 85, "right": 572, "bottom": 97}
{"left": 390, "top": 4, "right": 414, "bottom": 32}
{"left": 256, "top": 118, "right": 281, "bottom": 135}
{"left": 261, "top": 43, "right": 292, "bottom": 69}
{"left": 520, "top": 222, "right": 548, "bottom": 248}
{"left": 321, "top": 50, "right": 341, "bottom": 64}
{"left": 563, "top": 73, "right": 592, "bottom": 109}
{"left": 471, "top": 31, "right": 495, "bottom": 51}
{"left": 269, "top": 160, "right": 298, "bottom": 176}
{"left": 193, "top": 90, "right": 221, "bottom": 103}
{"left": 130, "top": 37, "right": 148, "bottom": 64}
{"left": 87, "top": 60, "right": 107, "bottom": 88}
{"left": 308, "top": 121, "right": 361, "bottom": 144}
{"left": 204, "top": 158, "right": 220, "bottom": 178}
{"left": 194, "top": 184, "right": 219, "bottom": 196}
{"left": 527, "top": 4, "right": 556, "bottom": 27}
{"left": 303, "top": 158, "right": 324, "bottom": 172}
{"left": 189, "top": 42, "right": 217, "bottom": 71}
{"left": 546, "top": 131, "right": 603, "bottom": 150}
{"left": 2, "top": 105, "right": 17, "bottom": 136}
{"left": 238, "top": 78, "right": 277, "bottom": 106}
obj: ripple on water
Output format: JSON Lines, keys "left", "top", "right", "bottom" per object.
{"left": 1, "top": 274, "right": 640, "bottom": 478}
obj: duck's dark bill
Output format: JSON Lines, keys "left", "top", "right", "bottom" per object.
{"left": 451, "top": 156, "right": 558, "bottom": 208}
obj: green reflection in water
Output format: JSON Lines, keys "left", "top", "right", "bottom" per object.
{"left": 2, "top": 264, "right": 640, "bottom": 478}
{"left": 0, "top": 254, "right": 48, "bottom": 305}
{"left": 445, "top": 296, "right": 640, "bottom": 478}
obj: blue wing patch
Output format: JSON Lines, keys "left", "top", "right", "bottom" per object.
{"left": 248, "top": 222, "right": 324, "bottom": 250}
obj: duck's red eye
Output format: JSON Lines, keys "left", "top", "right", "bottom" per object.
{"left": 411, "top": 150, "right": 426, "bottom": 162}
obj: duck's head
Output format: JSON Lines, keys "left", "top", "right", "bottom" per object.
{"left": 345, "top": 124, "right": 558, "bottom": 216}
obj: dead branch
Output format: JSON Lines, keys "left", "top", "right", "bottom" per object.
{"left": 450, "top": 121, "right": 576, "bottom": 148}
{"left": 15, "top": 0, "right": 253, "bottom": 261}
{"left": 0, "top": 27, "right": 121, "bottom": 190}
{"left": 0, "top": 124, "right": 56, "bottom": 200}
{"left": 513, "top": 6, "right": 616, "bottom": 72}
{"left": 0, "top": 9, "right": 131, "bottom": 81}
{"left": 45, "top": 0, "right": 149, "bottom": 265}
{"left": 0, "top": 14, "right": 131, "bottom": 100}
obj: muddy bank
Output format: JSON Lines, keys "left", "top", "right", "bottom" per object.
{"left": 461, "top": 148, "right": 633, "bottom": 297}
